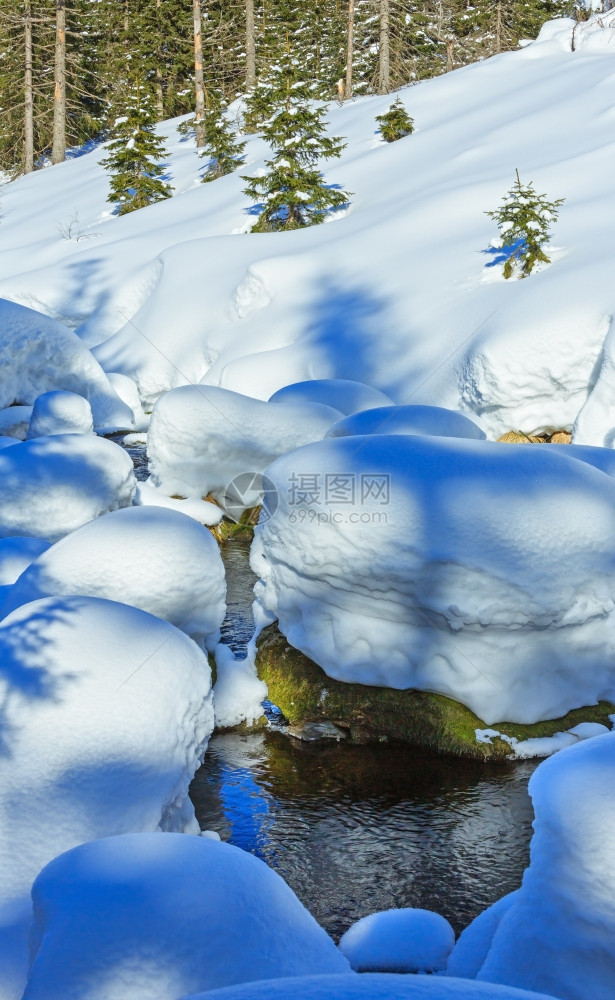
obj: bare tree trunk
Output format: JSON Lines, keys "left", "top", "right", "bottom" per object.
{"left": 446, "top": 38, "right": 454, "bottom": 72}
{"left": 155, "top": 0, "right": 164, "bottom": 119}
{"left": 24, "top": 0, "right": 34, "bottom": 173}
{"left": 246, "top": 0, "right": 256, "bottom": 90}
{"left": 345, "top": 0, "right": 354, "bottom": 99}
{"left": 378, "top": 0, "right": 390, "bottom": 95}
{"left": 495, "top": 1, "right": 502, "bottom": 54}
{"left": 52, "top": 0, "right": 66, "bottom": 164}
{"left": 193, "top": 0, "right": 206, "bottom": 147}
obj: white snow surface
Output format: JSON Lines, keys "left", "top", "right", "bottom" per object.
{"left": 26, "top": 390, "right": 94, "bottom": 439}
{"left": 269, "top": 379, "right": 394, "bottom": 415}
{"left": 0, "top": 434, "right": 135, "bottom": 542}
{"left": 212, "top": 642, "right": 267, "bottom": 729}
{"left": 326, "top": 405, "right": 486, "bottom": 441}
{"left": 447, "top": 731, "right": 615, "bottom": 1000}
{"left": 22, "top": 833, "right": 350, "bottom": 1000}
{"left": 0, "top": 596, "right": 215, "bottom": 1000}
{"left": 147, "top": 384, "right": 342, "bottom": 508}
{"left": 182, "top": 973, "right": 559, "bottom": 1000}
{"left": 0, "top": 407, "right": 32, "bottom": 440}
{"left": 134, "top": 481, "right": 223, "bottom": 526}
{"left": 1, "top": 13, "right": 615, "bottom": 442}
{"left": 0, "top": 537, "right": 49, "bottom": 586}
{"left": 0, "top": 506, "right": 226, "bottom": 647}
{"left": 106, "top": 373, "right": 149, "bottom": 431}
{"left": 0, "top": 300, "right": 133, "bottom": 431}
{"left": 252, "top": 434, "right": 615, "bottom": 724}
{"left": 338, "top": 908, "right": 455, "bottom": 973}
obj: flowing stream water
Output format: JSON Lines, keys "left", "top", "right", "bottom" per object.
{"left": 119, "top": 438, "right": 537, "bottom": 942}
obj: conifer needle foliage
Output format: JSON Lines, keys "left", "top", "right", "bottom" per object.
{"left": 242, "top": 55, "right": 350, "bottom": 233}
{"left": 487, "top": 170, "right": 564, "bottom": 279}
{"left": 201, "top": 91, "right": 247, "bottom": 182}
{"left": 101, "top": 79, "right": 172, "bottom": 215}
{"left": 375, "top": 97, "right": 414, "bottom": 142}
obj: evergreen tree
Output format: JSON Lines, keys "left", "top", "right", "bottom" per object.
{"left": 200, "top": 90, "right": 247, "bottom": 181}
{"left": 242, "top": 53, "right": 350, "bottom": 232}
{"left": 376, "top": 96, "right": 414, "bottom": 141}
{"left": 486, "top": 169, "right": 564, "bottom": 279}
{"left": 101, "top": 77, "right": 172, "bottom": 215}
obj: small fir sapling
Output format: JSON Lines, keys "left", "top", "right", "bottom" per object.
{"left": 102, "top": 79, "right": 171, "bottom": 215}
{"left": 375, "top": 97, "right": 415, "bottom": 142}
{"left": 486, "top": 169, "right": 564, "bottom": 278}
{"left": 242, "top": 54, "right": 351, "bottom": 232}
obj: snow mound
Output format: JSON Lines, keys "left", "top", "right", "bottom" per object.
{"left": 0, "top": 596, "right": 214, "bottom": 997}
{"left": 326, "top": 405, "right": 486, "bottom": 441}
{"left": 0, "top": 435, "right": 135, "bottom": 543}
{"left": 134, "top": 481, "right": 223, "bottom": 527}
{"left": 339, "top": 908, "right": 455, "bottom": 973}
{"left": 107, "top": 373, "right": 149, "bottom": 432}
{"left": 0, "top": 406, "right": 32, "bottom": 440}
{"left": 183, "top": 973, "right": 558, "bottom": 1000}
{"left": 0, "top": 438, "right": 18, "bottom": 450}
{"left": 448, "top": 731, "right": 615, "bottom": 1000}
{"left": 212, "top": 642, "right": 267, "bottom": 729}
{"left": 252, "top": 434, "right": 615, "bottom": 724}
{"left": 269, "top": 379, "right": 394, "bottom": 415}
{"left": 26, "top": 390, "right": 93, "bottom": 439}
{"left": 0, "top": 537, "right": 49, "bottom": 586}
{"left": 147, "top": 384, "right": 342, "bottom": 510}
{"left": 0, "top": 506, "right": 226, "bottom": 647}
{"left": 0, "top": 299, "right": 133, "bottom": 431}
{"left": 23, "top": 833, "right": 350, "bottom": 1000}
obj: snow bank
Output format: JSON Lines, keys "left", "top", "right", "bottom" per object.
{"left": 326, "top": 405, "right": 486, "bottom": 441}
{"left": 147, "top": 384, "right": 342, "bottom": 509}
{"left": 23, "top": 833, "right": 350, "bottom": 1000}
{"left": 0, "top": 435, "right": 135, "bottom": 543}
{"left": 0, "top": 506, "right": 225, "bottom": 647}
{"left": 0, "top": 299, "right": 133, "bottom": 431}
{"left": 269, "top": 379, "right": 394, "bottom": 415}
{"left": 183, "top": 973, "right": 558, "bottom": 1000}
{"left": 134, "top": 481, "right": 223, "bottom": 527}
{"left": 252, "top": 434, "right": 615, "bottom": 724}
{"left": 0, "top": 438, "right": 19, "bottom": 450}
{"left": 212, "top": 642, "right": 267, "bottom": 728}
{"left": 107, "top": 373, "right": 149, "bottom": 431}
{"left": 26, "top": 390, "right": 93, "bottom": 439}
{"left": 339, "top": 908, "right": 455, "bottom": 973}
{"left": 0, "top": 596, "right": 214, "bottom": 998}
{"left": 0, "top": 538, "right": 49, "bottom": 586}
{"left": 448, "top": 732, "right": 615, "bottom": 1000}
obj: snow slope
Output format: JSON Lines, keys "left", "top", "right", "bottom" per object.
{"left": 1, "top": 16, "right": 615, "bottom": 440}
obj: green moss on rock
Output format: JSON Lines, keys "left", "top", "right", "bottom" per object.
{"left": 210, "top": 506, "right": 260, "bottom": 542}
{"left": 256, "top": 624, "right": 615, "bottom": 761}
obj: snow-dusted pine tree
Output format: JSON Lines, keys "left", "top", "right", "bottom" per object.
{"left": 487, "top": 170, "right": 564, "bottom": 279}
{"left": 101, "top": 78, "right": 172, "bottom": 215}
{"left": 376, "top": 96, "right": 414, "bottom": 142}
{"left": 242, "top": 53, "right": 350, "bottom": 232}
{"left": 201, "top": 90, "right": 246, "bottom": 181}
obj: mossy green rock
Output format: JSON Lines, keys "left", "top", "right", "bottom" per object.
{"left": 256, "top": 624, "right": 615, "bottom": 761}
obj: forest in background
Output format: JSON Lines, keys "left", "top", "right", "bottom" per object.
{"left": 0, "top": 1, "right": 596, "bottom": 176}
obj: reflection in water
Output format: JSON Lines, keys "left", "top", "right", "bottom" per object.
{"left": 190, "top": 731, "right": 538, "bottom": 940}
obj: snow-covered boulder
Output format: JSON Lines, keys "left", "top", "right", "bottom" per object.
{"left": 0, "top": 299, "right": 133, "bottom": 431}
{"left": 0, "top": 507, "right": 226, "bottom": 647}
{"left": 0, "top": 596, "right": 214, "bottom": 999}
{"left": 0, "top": 435, "right": 135, "bottom": 543}
{"left": 339, "top": 908, "right": 455, "bottom": 973}
{"left": 448, "top": 732, "right": 615, "bottom": 1000}
{"left": 147, "top": 384, "right": 342, "bottom": 510}
{"left": 0, "top": 438, "right": 18, "bottom": 450}
{"left": 326, "top": 405, "right": 486, "bottom": 441}
{"left": 269, "top": 379, "right": 394, "bottom": 416}
{"left": 22, "top": 833, "right": 351, "bottom": 1000}
{"left": 252, "top": 434, "right": 615, "bottom": 725}
{"left": 26, "top": 390, "right": 94, "bottom": 439}
{"left": 183, "top": 973, "right": 559, "bottom": 1000}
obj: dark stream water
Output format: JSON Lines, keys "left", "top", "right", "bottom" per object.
{"left": 118, "top": 439, "right": 537, "bottom": 941}
{"left": 191, "top": 536, "right": 538, "bottom": 940}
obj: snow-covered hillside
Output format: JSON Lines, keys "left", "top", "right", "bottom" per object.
{"left": 1, "top": 15, "right": 615, "bottom": 442}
